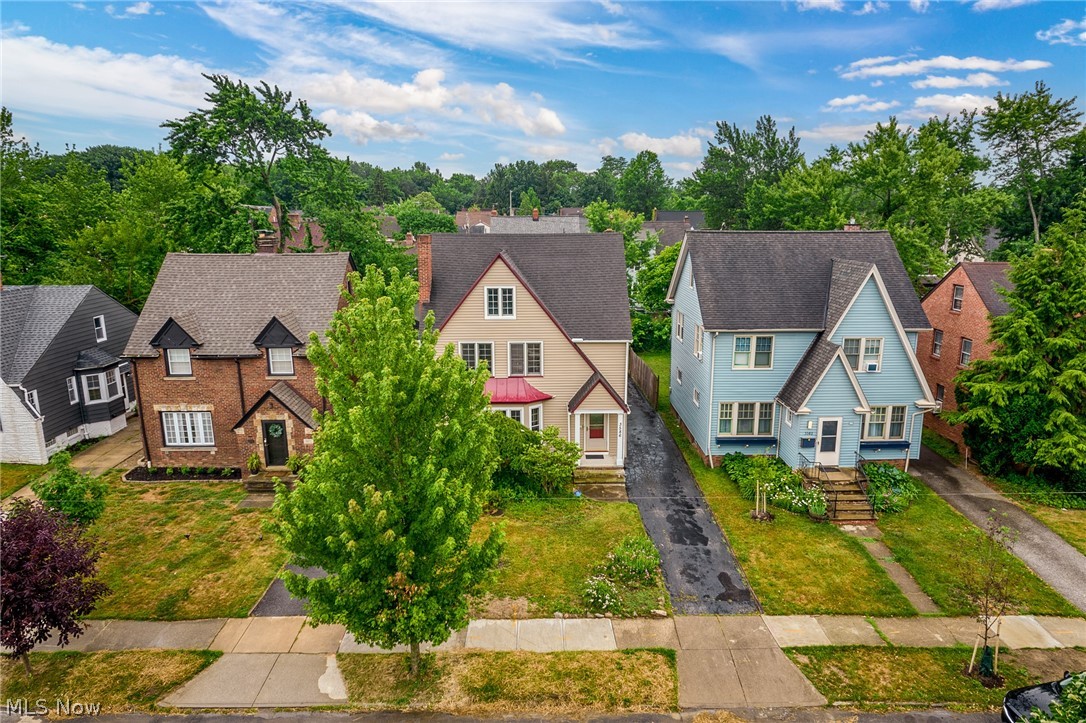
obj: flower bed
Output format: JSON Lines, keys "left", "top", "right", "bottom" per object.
{"left": 720, "top": 452, "right": 826, "bottom": 516}
{"left": 124, "top": 466, "right": 241, "bottom": 482}
{"left": 862, "top": 463, "right": 921, "bottom": 513}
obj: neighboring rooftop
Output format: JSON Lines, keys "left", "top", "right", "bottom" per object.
{"left": 489, "top": 215, "right": 590, "bottom": 234}
{"left": 124, "top": 253, "right": 352, "bottom": 358}
{"left": 642, "top": 220, "right": 692, "bottom": 249}
{"left": 1, "top": 285, "right": 94, "bottom": 383}
{"left": 961, "top": 262, "right": 1013, "bottom": 317}
{"left": 676, "top": 230, "right": 929, "bottom": 331}
{"left": 455, "top": 210, "right": 497, "bottom": 229}
{"left": 654, "top": 210, "right": 705, "bottom": 228}
{"left": 422, "top": 233, "right": 631, "bottom": 341}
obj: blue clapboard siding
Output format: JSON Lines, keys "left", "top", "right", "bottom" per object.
{"left": 777, "top": 404, "right": 802, "bottom": 466}
{"left": 787, "top": 357, "right": 864, "bottom": 468}
{"left": 670, "top": 255, "right": 712, "bottom": 449}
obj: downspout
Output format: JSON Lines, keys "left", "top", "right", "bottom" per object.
{"left": 904, "top": 408, "right": 928, "bottom": 473}
{"left": 235, "top": 358, "right": 246, "bottom": 412}
{"left": 130, "top": 361, "right": 151, "bottom": 465}
{"left": 706, "top": 332, "right": 717, "bottom": 468}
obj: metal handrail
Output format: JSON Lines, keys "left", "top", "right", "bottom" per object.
{"left": 798, "top": 452, "right": 835, "bottom": 518}
{"left": 855, "top": 451, "right": 871, "bottom": 497}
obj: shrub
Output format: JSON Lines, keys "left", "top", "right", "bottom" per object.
{"left": 720, "top": 452, "right": 825, "bottom": 514}
{"left": 582, "top": 574, "right": 620, "bottom": 613}
{"left": 32, "top": 452, "right": 108, "bottom": 525}
{"left": 1028, "top": 673, "right": 1085, "bottom": 723}
{"left": 286, "top": 453, "right": 312, "bottom": 476}
{"left": 604, "top": 536, "right": 660, "bottom": 587}
{"left": 246, "top": 453, "right": 261, "bottom": 474}
{"left": 862, "top": 463, "right": 921, "bottom": 513}
{"left": 998, "top": 471, "right": 1086, "bottom": 510}
{"left": 631, "top": 312, "right": 671, "bottom": 352}
{"left": 490, "top": 413, "right": 579, "bottom": 499}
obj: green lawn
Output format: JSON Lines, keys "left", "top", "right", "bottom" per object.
{"left": 1023, "top": 505, "right": 1086, "bottom": 556}
{"left": 922, "top": 428, "right": 963, "bottom": 465}
{"left": 1, "top": 650, "right": 220, "bottom": 713}
{"left": 88, "top": 476, "right": 287, "bottom": 619}
{"left": 786, "top": 646, "right": 1032, "bottom": 710}
{"left": 477, "top": 499, "right": 669, "bottom": 617}
{"left": 1, "top": 461, "right": 50, "bottom": 498}
{"left": 879, "top": 485, "right": 1082, "bottom": 616}
{"left": 339, "top": 649, "right": 677, "bottom": 714}
{"left": 636, "top": 350, "right": 914, "bottom": 616}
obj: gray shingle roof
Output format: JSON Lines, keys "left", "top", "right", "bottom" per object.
{"left": 73, "top": 347, "right": 122, "bottom": 370}
{"left": 961, "top": 262, "right": 1013, "bottom": 317}
{"left": 641, "top": 221, "right": 689, "bottom": 249}
{"left": 683, "top": 231, "right": 929, "bottom": 331}
{"left": 233, "top": 380, "right": 316, "bottom": 429}
{"left": 423, "top": 233, "right": 632, "bottom": 341}
{"left": 777, "top": 337, "right": 841, "bottom": 412}
{"left": 655, "top": 210, "right": 705, "bottom": 228}
{"left": 824, "top": 259, "right": 875, "bottom": 333}
{"left": 567, "top": 371, "right": 630, "bottom": 413}
{"left": 124, "top": 253, "right": 351, "bottom": 358}
{"left": 489, "top": 216, "right": 590, "bottom": 234}
{"left": 1, "top": 285, "right": 93, "bottom": 383}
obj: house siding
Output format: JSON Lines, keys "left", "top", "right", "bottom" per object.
{"left": 670, "top": 254, "right": 711, "bottom": 452}
{"left": 792, "top": 358, "right": 864, "bottom": 468}
{"left": 0, "top": 382, "right": 48, "bottom": 464}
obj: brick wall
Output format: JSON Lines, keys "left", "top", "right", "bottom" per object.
{"left": 917, "top": 266, "right": 998, "bottom": 450}
{"left": 133, "top": 352, "right": 320, "bottom": 469}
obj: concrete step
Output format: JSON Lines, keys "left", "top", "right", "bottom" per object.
{"left": 574, "top": 468, "right": 626, "bottom": 483}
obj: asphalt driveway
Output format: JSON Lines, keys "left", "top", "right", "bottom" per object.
{"left": 912, "top": 446, "right": 1086, "bottom": 614}
{"left": 625, "top": 388, "right": 759, "bottom": 614}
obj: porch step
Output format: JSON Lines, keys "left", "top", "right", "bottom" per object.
{"left": 574, "top": 467, "right": 626, "bottom": 483}
{"left": 834, "top": 511, "right": 878, "bottom": 522}
{"left": 244, "top": 475, "right": 296, "bottom": 493}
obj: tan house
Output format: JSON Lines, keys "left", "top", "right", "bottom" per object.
{"left": 418, "top": 233, "right": 631, "bottom": 469}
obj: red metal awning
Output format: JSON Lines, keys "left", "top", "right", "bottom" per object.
{"left": 485, "top": 377, "right": 553, "bottom": 404}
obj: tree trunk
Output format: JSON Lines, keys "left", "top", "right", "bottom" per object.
{"left": 1026, "top": 189, "right": 1041, "bottom": 246}
{"left": 21, "top": 652, "right": 32, "bottom": 676}
{"left": 271, "top": 194, "right": 286, "bottom": 253}
{"left": 409, "top": 641, "right": 421, "bottom": 678}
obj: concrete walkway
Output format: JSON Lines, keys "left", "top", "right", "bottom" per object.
{"left": 839, "top": 523, "right": 940, "bottom": 614}
{"left": 71, "top": 421, "right": 143, "bottom": 477}
{"left": 624, "top": 388, "right": 759, "bottom": 614}
{"left": 913, "top": 445, "right": 1086, "bottom": 614}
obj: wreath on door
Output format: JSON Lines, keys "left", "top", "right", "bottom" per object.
{"left": 267, "top": 423, "right": 284, "bottom": 438}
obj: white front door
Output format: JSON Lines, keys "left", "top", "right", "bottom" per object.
{"left": 815, "top": 417, "right": 841, "bottom": 467}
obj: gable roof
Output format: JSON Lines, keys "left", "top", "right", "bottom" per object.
{"left": 961, "top": 262, "right": 1013, "bottom": 316}
{"left": 824, "top": 259, "right": 876, "bottom": 333}
{"left": 1, "top": 285, "right": 93, "bottom": 383}
{"left": 655, "top": 210, "right": 705, "bottom": 228}
{"left": 671, "top": 231, "right": 928, "bottom": 331}
{"left": 777, "top": 337, "right": 869, "bottom": 413}
{"left": 423, "top": 233, "right": 631, "bottom": 341}
{"left": 568, "top": 371, "right": 630, "bottom": 413}
{"left": 125, "top": 253, "right": 351, "bottom": 358}
{"left": 233, "top": 380, "right": 316, "bottom": 429}
{"left": 641, "top": 221, "right": 690, "bottom": 249}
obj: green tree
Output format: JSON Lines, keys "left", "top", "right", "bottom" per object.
{"left": 746, "top": 149, "right": 853, "bottom": 231}
{"left": 980, "top": 81, "right": 1082, "bottom": 246}
{"left": 583, "top": 200, "right": 654, "bottom": 273}
{"left": 517, "top": 188, "right": 541, "bottom": 215}
{"left": 618, "top": 151, "right": 670, "bottom": 217}
{"left": 162, "top": 74, "right": 330, "bottom": 252}
{"left": 31, "top": 452, "right": 108, "bottom": 526}
{"left": 633, "top": 243, "right": 680, "bottom": 313}
{"left": 273, "top": 266, "right": 503, "bottom": 676}
{"left": 948, "top": 195, "right": 1086, "bottom": 474}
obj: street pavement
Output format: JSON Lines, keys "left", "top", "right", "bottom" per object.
{"left": 912, "top": 446, "right": 1086, "bottom": 614}
{"left": 624, "top": 389, "right": 760, "bottom": 614}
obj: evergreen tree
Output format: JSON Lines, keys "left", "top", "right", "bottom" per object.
{"left": 273, "top": 266, "right": 503, "bottom": 676}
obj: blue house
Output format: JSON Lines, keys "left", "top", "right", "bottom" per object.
{"left": 666, "top": 230, "right": 935, "bottom": 473}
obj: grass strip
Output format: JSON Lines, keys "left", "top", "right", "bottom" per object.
{"left": 1, "top": 462, "right": 50, "bottom": 499}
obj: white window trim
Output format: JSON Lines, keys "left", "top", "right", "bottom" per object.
{"left": 785, "top": 409, "right": 794, "bottom": 427}
{"left": 484, "top": 286, "right": 516, "bottom": 319}
{"left": 66, "top": 377, "right": 78, "bottom": 405}
{"left": 105, "top": 367, "right": 121, "bottom": 399}
{"left": 675, "top": 311, "right": 685, "bottom": 342}
{"left": 732, "top": 335, "right": 775, "bottom": 370}
{"left": 932, "top": 329, "right": 943, "bottom": 358}
{"left": 529, "top": 404, "right": 543, "bottom": 432}
{"left": 93, "top": 315, "right": 107, "bottom": 342}
{"left": 267, "top": 347, "right": 295, "bottom": 376}
{"left": 459, "top": 341, "right": 495, "bottom": 372}
{"left": 717, "top": 401, "right": 775, "bottom": 437}
{"left": 951, "top": 284, "right": 964, "bottom": 312}
{"left": 82, "top": 370, "right": 124, "bottom": 405}
{"left": 507, "top": 341, "right": 543, "bottom": 376}
{"left": 692, "top": 387, "right": 700, "bottom": 407}
{"left": 166, "top": 348, "right": 192, "bottom": 376}
{"left": 162, "top": 410, "right": 215, "bottom": 447}
{"left": 959, "top": 338, "right": 973, "bottom": 367}
{"left": 843, "top": 336, "right": 884, "bottom": 373}
{"left": 863, "top": 405, "right": 908, "bottom": 441}
{"left": 693, "top": 324, "right": 704, "bottom": 359}
{"left": 676, "top": 368, "right": 683, "bottom": 386}
{"left": 493, "top": 406, "right": 525, "bottom": 425}
{"left": 25, "top": 389, "right": 40, "bottom": 415}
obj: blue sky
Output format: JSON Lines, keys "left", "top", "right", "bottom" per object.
{"left": 2, "top": 1, "right": 1084, "bottom": 178}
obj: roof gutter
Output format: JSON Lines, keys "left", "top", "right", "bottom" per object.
{"left": 706, "top": 332, "right": 717, "bottom": 469}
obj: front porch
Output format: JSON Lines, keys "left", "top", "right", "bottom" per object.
{"left": 798, "top": 459, "right": 875, "bottom": 522}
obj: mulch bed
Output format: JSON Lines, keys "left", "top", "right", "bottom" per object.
{"left": 124, "top": 466, "right": 242, "bottom": 482}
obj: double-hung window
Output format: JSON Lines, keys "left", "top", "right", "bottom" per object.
{"left": 951, "top": 284, "right": 964, "bottom": 311}
{"left": 932, "top": 329, "right": 943, "bottom": 358}
{"left": 675, "top": 311, "right": 684, "bottom": 342}
{"left": 105, "top": 368, "right": 120, "bottom": 398}
{"left": 529, "top": 405, "right": 542, "bottom": 432}
{"left": 268, "top": 348, "right": 294, "bottom": 376}
{"left": 865, "top": 405, "right": 906, "bottom": 440}
{"left": 935, "top": 384, "right": 945, "bottom": 403}
{"left": 459, "top": 342, "right": 494, "bottom": 372}
{"left": 693, "top": 325, "right": 704, "bottom": 358}
{"left": 85, "top": 375, "right": 103, "bottom": 402}
{"left": 166, "top": 348, "right": 192, "bottom": 376}
{"left": 843, "top": 337, "right": 882, "bottom": 372}
{"left": 959, "top": 338, "right": 973, "bottom": 366}
{"left": 162, "top": 411, "right": 214, "bottom": 446}
{"left": 718, "top": 401, "right": 774, "bottom": 436}
{"left": 733, "top": 336, "right": 773, "bottom": 368}
{"left": 25, "top": 389, "right": 40, "bottom": 415}
{"left": 509, "top": 342, "right": 542, "bottom": 375}
{"left": 692, "top": 387, "right": 700, "bottom": 407}
{"left": 66, "top": 377, "right": 78, "bottom": 405}
{"left": 485, "top": 287, "right": 515, "bottom": 318}
{"left": 93, "top": 315, "right": 107, "bottom": 342}
{"left": 497, "top": 408, "right": 523, "bottom": 424}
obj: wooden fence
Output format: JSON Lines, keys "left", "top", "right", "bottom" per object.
{"left": 628, "top": 349, "right": 660, "bottom": 410}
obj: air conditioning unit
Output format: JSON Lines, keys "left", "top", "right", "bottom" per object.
{"left": 866, "top": 362, "right": 879, "bottom": 372}
{"left": 933, "top": 400, "right": 943, "bottom": 413}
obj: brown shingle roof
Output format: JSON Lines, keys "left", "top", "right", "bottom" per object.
{"left": 124, "top": 253, "right": 351, "bottom": 358}
{"left": 961, "top": 262, "right": 1013, "bottom": 317}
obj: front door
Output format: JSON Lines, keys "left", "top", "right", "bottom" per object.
{"left": 585, "top": 413, "right": 608, "bottom": 451}
{"left": 262, "top": 420, "right": 289, "bottom": 467}
{"left": 815, "top": 417, "right": 841, "bottom": 467}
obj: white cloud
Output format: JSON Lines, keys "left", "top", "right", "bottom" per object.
{"left": 824, "top": 94, "right": 875, "bottom": 107}
{"left": 972, "top": 0, "right": 1038, "bottom": 11}
{"left": 910, "top": 72, "right": 1006, "bottom": 89}
{"left": 318, "top": 109, "right": 422, "bottom": 144}
{"left": 854, "top": 1, "right": 890, "bottom": 15}
{"left": 126, "top": 2, "right": 153, "bottom": 15}
{"left": 618, "top": 131, "right": 703, "bottom": 157}
{"left": 438, "top": 152, "right": 464, "bottom": 161}
{"left": 524, "top": 142, "right": 571, "bottom": 159}
{"left": 841, "top": 54, "right": 1050, "bottom": 79}
{"left": 1036, "top": 17, "right": 1086, "bottom": 46}
{"left": 908, "top": 0, "right": 930, "bottom": 12}
{"left": 594, "top": 0, "right": 625, "bottom": 16}
{"left": 796, "top": 0, "right": 844, "bottom": 11}
{"left": 104, "top": 2, "right": 154, "bottom": 19}
{"left": 907, "top": 93, "right": 995, "bottom": 118}
{"left": 298, "top": 68, "right": 451, "bottom": 114}
{"left": 596, "top": 137, "right": 617, "bottom": 156}
{"left": 665, "top": 161, "right": 698, "bottom": 177}
{"left": 798, "top": 123, "right": 880, "bottom": 142}
{"left": 823, "top": 94, "right": 900, "bottom": 113}
{"left": 870, "top": 80, "right": 884, "bottom": 87}
{"left": 472, "top": 83, "right": 566, "bottom": 137}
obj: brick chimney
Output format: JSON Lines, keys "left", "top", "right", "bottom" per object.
{"left": 844, "top": 218, "right": 862, "bottom": 232}
{"left": 683, "top": 215, "right": 690, "bottom": 228}
{"left": 417, "top": 234, "right": 432, "bottom": 305}
{"left": 532, "top": 207, "right": 540, "bottom": 221}
{"left": 404, "top": 231, "right": 415, "bottom": 248}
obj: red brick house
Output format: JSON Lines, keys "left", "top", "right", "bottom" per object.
{"left": 917, "top": 262, "right": 1012, "bottom": 449}
{"left": 123, "top": 253, "right": 352, "bottom": 470}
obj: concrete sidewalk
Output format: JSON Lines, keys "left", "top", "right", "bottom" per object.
{"left": 71, "top": 422, "right": 143, "bottom": 477}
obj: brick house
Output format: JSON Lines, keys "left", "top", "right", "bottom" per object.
{"left": 123, "top": 253, "right": 352, "bottom": 470}
{"left": 917, "top": 262, "right": 1012, "bottom": 450}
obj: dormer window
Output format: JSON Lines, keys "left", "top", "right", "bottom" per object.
{"left": 268, "top": 348, "right": 295, "bottom": 376}
{"left": 166, "top": 348, "right": 192, "bottom": 376}
{"left": 93, "top": 315, "right": 107, "bottom": 342}
{"left": 485, "top": 287, "right": 515, "bottom": 318}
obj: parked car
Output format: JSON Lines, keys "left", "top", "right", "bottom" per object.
{"left": 1002, "top": 671, "right": 1084, "bottom": 722}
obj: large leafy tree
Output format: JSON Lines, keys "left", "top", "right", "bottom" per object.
{"left": 584, "top": 200, "right": 654, "bottom": 274}
{"left": 980, "top": 81, "right": 1082, "bottom": 247}
{"left": 162, "top": 74, "right": 330, "bottom": 252}
{"left": 1, "top": 501, "right": 108, "bottom": 675}
{"left": 948, "top": 194, "right": 1086, "bottom": 475}
{"left": 274, "top": 266, "right": 503, "bottom": 676}
{"left": 618, "top": 150, "right": 670, "bottom": 217}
